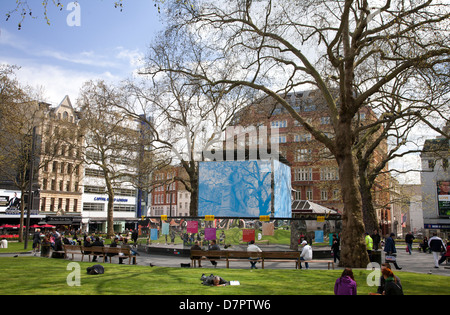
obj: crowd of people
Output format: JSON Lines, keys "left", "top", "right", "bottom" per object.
{"left": 30, "top": 228, "right": 139, "bottom": 264}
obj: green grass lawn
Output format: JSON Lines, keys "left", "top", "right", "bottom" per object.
{"left": 0, "top": 256, "right": 448, "bottom": 295}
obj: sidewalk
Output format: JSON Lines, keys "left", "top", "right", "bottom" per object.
{"left": 5, "top": 244, "right": 449, "bottom": 276}
{"left": 136, "top": 246, "right": 449, "bottom": 276}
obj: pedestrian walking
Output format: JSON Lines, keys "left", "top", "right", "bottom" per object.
{"left": 331, "top": 234, "right": 340, "bottom": 263}
{"left": 384, "top": 233, "right": 402, "bottom": 270}
{"left": 405, "top": 232, "right": 414, "bottom": 255}
{"left": 428, "top": 233, "right": 446, "bottom": 268}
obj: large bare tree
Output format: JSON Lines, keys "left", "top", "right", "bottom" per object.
{"left": 148, "top": 0, "right": 450, "bottom": 267}
{"left": 116, "top": 30, "right": 255, "bottom": 216}
{"left": 77, "top": 80, "right": 147, "bottom": 238}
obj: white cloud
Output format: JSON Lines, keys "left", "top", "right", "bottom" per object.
{"left": 1, "top": 55, "right": 121, "bottom": 106}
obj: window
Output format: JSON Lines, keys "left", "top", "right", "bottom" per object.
{"left": 83, "top": 203, "right": 105, "bottom": 211}
{"left": 333, "top": 189, "right": 340, "bottom": 200}
{"left": 295, "top": 149, "right": 311, "bottom": 162}
{"left": 294, "top": 168, "right": 312, "bottom": 181}
{"left": 84, "top": 186, "right": 106, "bottom": 194}
{"left": 271, "top": 120, "right": 287, "bottom": 128}
{"left": 321, "top": 117, "right": 331, "bottom": 125}
{"left": 306, "top": 189, "right": 313, "bottom": 200}
{"left": 321, "top": 190, "right": 328, "bottom": 201}
{"left": 271, "top": 135, "right": 287, "bottom": 143}
{"left": 113, "top": 205, "right": 135, "bottom": 212}
{"left": 320, "top": 167, "right": 339, "bottom": 180}
{"left": 294, "top": 190, "right": 301, "bottom": 200}
{"left": 294, "top": 133, "right": 311, "bottom": 142}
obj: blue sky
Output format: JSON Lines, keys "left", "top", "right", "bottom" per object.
{"left": 0, "top": 0, "right": 164, "bottom": 105}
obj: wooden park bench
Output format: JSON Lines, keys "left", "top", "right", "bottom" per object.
{"left": 81, "top": 246, "right": 106, "bottom": 262}
{"left": 302, "top": 259, "right": 335, "bottom": 270}
{"left": 63, "top": 244, "right": 83, "bottom": 260}
{"left": 190, "top": 250, "right": 335, "bottom": 270}
{"left": 260, "top": 251, "right": 300, "bottom": 269}
{"left": 103, "top": 246, "right": 137, "bottom": 264}
{"left": 190, "top": 250, "right": 229, "bottom": 267}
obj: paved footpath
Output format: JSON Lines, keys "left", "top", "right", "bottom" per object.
{"left": 136, "top": 245, "right": 450, "bottom": 276}
{"left": 4, "top": 244, "right": 449, "bottom": 276}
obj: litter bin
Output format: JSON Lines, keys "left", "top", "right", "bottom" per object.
{"left": 40, "top": 244, "right": 51, "bottom": 257}
{"left": 371, "top": 250, "right": 382, "bottom": 265}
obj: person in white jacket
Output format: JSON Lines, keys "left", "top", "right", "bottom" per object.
{"left": 300, "top": 240, "right": 312, "bottom": 269}
{"left": 247, "top": 240, "right": 262, "bottom": 269}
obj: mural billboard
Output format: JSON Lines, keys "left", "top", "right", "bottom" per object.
{"left": 198, "top": 160, "right": 291, "bottom": 218}
{"left": 273, "top": 159, "right": 292, "bottom": 218}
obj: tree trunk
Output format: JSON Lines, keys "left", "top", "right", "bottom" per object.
{"left": 335, "top": 121, "right": 369, "bottom": 268}
{"left": 105, "top": 177, "right": 115, "bottom": 238}
{"left": 356, "top": 150, "right": 379, "bottom": 233}
{"left": 359, "top": 174, "right": 379, "bottom": 234}
{"left": 189, "top": 184, "right": 198, "bottom": 217}
{"left": 290, "top": 220, "right": 300, "bottom": 251}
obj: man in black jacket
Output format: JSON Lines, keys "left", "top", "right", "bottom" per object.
{"left": 429, "top": 233, "right": 446, "bottom": 268}
{"left": 91, "top": 237, "right": 105, "bottom": 262}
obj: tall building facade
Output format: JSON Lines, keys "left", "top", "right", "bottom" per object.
{"left": 233, "top": 90, "right": 391, "bottom": 228}
{"left": 420, "top": 125, "right": 450, "bottom": 238}
{"left": 0, "top": 95, "right": 149, "bottom": 232}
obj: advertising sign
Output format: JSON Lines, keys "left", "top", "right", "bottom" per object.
{"left": 437, "top": 181, "right": 450, "bottom": 216}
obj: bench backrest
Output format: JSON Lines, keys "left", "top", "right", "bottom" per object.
{"left": 83, "top": 246, "right": 104, "bottom": 253}
{"left": 190, "top": 250, "right": 227, "bottom": 258}
{"left": 262, "top": 251, "right": 299, "bottom": 259}
{"left": 190, "top": 250, "right": 299, "bottom": 259}
{"left": 228, "top": 251, "right": 262, "bottom": 258}
{"left": 63, "top": 245, "right": 81, "bottom": 252}
{"left": 104, "top": 246, "right": 131, "bottom": 255}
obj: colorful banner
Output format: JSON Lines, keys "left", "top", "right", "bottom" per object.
{"left": 150, "top": 229, "right": 158, "bottom": 241}
{"left": 315, "top": 230, "right": 324, "bottom": 243}
{"left": 187, "top": 221, "right": 198, "bottom": 234}
{"left": 204, "top": 228, "right": 216, "bottom": 240}
{"left": 161, "top": 222, "right": 169, "bottom": 235}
